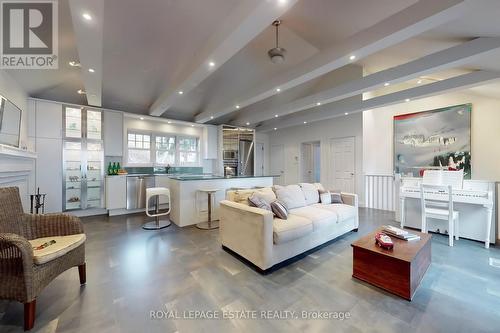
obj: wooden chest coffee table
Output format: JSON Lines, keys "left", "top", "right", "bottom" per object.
{"left": 351, "top": 229, "right": 431, "bottom": 300}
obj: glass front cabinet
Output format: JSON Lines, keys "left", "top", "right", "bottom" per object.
{"left": 63, "top": 106, "right": 104, "bottom": 211}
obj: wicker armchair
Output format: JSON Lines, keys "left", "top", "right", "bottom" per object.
{"left": 0, "top": 187, "right": 86, "bottom": 330}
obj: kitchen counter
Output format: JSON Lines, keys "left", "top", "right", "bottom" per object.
{"left": 168, "top": 175, "right": 276, "bottom": 181}
{"left": 168, "top": 175, "right": 274, "bottom": 227}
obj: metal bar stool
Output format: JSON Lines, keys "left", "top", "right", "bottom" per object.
{"left": 196, "top": 188, "right": 220, "bottom": 230}
{"left": 144, "top": 187, "right": 171, "bottom": 230}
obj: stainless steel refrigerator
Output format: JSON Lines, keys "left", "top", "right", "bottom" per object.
{"left": 238, "top": 140, "right": 254, "bottom": 176}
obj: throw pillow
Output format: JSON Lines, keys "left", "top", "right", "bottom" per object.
{"left": 272, "top": 184, "right": 307, "bottom": 209}
{"left": 330, "top": 192, "right": 343, "bottom": 204}
{"left": 319, "top": 191, "right": 332, "bottom": 204}
{"left": 247, "top": 194, "right": 271, "bottom": 211}
{"left": 299, "top": 183, "right": 320, "bottom": 205}
{"left": 271, "top": 200, "right": 288, "bottom": 220}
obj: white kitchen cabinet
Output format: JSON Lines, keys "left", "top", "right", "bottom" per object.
{"left": 35, "top": 137, "right": 62, "bottom": 212}
{"left": 155, "top": 175, "right": 170, "bottom": 204}
{"left": 202, "top": 124, "right": 218, "bottom": 159}
{"left": 103, "top": 111, "right": 123, "bottom": 156}
{"left": 35, "top": 100, "right": 62, "bottom": 139}
{"left": 105, "top": 176, "right": 126, "bottom": 210}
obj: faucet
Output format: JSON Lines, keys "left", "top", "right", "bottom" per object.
{"left": 166, "top": 164, "right": 171, "bottom": 174}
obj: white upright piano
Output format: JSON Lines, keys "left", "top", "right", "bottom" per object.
{"left": 398, "top": 170, "right": 495, "bottom": 248}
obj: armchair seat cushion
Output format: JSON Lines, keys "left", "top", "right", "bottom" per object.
{"left": 29, "top": 234, "right": 86, "bottom": 265}
{"left": 273, "top": 215, "right": 312, "bottom": 244}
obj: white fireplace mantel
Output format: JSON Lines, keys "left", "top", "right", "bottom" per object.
{"left": 0, "top": 144, "right": 37, "bottom": 159}
{"left": 0, "top": 144, "right": 37, "bottom": 211}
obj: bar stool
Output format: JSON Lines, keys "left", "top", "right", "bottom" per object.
{"left": 144, "top": 187, "right": 171, "bottom": 230}
{"left": 196, "top": 188, "right": 220, "bottom": 230}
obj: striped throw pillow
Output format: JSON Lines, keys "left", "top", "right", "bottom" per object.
{"left": 248, "top": 194, "right": 271, "bottom": 211}
{"left": 271, "top": 200, "right": 288, "bottom": 220}
{"left": 330, "top": 192, "right": 343, "bottom": 204}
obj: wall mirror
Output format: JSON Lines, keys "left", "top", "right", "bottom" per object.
{"left": 0, "top": 95, "right": 22, "bottom": 148}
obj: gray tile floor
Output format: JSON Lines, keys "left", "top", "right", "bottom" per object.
{"left": 1, "top": 208, "right": 500, "bottom": 332}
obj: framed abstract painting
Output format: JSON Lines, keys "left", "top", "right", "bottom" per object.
{"left": 393, "top": 103, "right": 471, "bottom": 179}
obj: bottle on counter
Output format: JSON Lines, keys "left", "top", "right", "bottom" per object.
{"left": 112, "top": 162, "right": 117, "bottom": 175}
{"left": 116, "top": 162, "right": 121, "bottom": 173}
{"left": 107, "top": 162, "right": 113, "bottom": 176}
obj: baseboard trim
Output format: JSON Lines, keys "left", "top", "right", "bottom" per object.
{"left": 222, "top": 228, "right": 358, "bottom": 275}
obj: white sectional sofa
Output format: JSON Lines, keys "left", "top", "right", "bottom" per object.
{"left": 219, "top": 184, "right": 359, "bottom": 273}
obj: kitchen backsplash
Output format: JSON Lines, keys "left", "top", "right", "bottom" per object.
{"left": 124, "top": 166, "right": 204, "bottom": 174}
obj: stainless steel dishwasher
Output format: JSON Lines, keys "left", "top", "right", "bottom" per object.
{"left": 126, "top": 175, "right": 155, "bottom": 209}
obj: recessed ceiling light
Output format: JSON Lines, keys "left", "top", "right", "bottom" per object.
{"left": 140, "top": 117, "right": 144, "bottom": 120}
{"left": 344, "top": 112, "right": 349, "bottom": 115}
{"left": 274, "top": 128, "right": 277, "bottom": 130}
{"left": 384, "top": 82, "right": 390, "bottom": 87}
{"left": 82, "top": 13, "right": 92, "bottom": 21}
{"left": 274, "top": 114, "right": 278, "bottom": 118}
{"left": 178, "top": 90, "right": 183, "bottom": 95}
{"left": 208, "top": 61, "right": 215, "bottom": 67}
{"left": 167, "top": 121, "right": 172, "bottom": 124}
{"left": 276, "top": 88, "right": 281, "bottom": 92}
{"left": 349, "top": 55, "right": 356, "bottom": 61}
{"left": 303, "top": 121, "right": 307, "bottom": 124}
{"left": 235, "top": 105, "right": 240, "bottom": 109}
{"left": 77, "top": 89, "right": 85, "bottom": 95}
{"left": 405, "top": 98, "right": 411, "bottom": 102}
{"left": 210, "top": 116, "right": 214, "bottom": 119}
{"left": 316, "top": 102, "right": 321, "bottom": 106}
{"left": 278, "top": 0, "right": 287, "bottom": 5}
{"left": 88, "top": 68, "right": 95, "bottom": 73}
{"left": 246, "top": 122, "right": 250, "bottom": 126}
{"left": 68, "top": 61, "right": 81, "bottom": 67}
{"left": 417, "top": 79, "right": 423, "bottom": 84}
{"left": 191, "top": 124, "right": 195, "bottom": 127}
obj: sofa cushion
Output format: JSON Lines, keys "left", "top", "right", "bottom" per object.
{"left": 330, "top": 192, "right": 344, "bottom": 204}
{"left": 273, "top": 185, "right": 307, "bottom": 209}
{"left": 299, "top": 183, "right": 320, "bottom": 205}
{"left": 312, "top": 203, "right": 356, "bottom": 222}
{"left": 29, "top": 234, "right": 86, "bottom": 265}
{"left": 319, "top": 191, "right": 332, "bottom": 204}
{"left": 228, "top": 187, "right": 275, "bottom": 205}
{"left": 271, "top": 200, "right": 288, "bottom": 219}
{"left": 273, "top": 215, "right": 313, "bottom": 244}
{"left": 289, "top": 206, "right": 337, "bottom": 230}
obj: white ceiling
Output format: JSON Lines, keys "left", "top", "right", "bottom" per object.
{"left": 3, "top": 0, "right": 500, "bottom": 128}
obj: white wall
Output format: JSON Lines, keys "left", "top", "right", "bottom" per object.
{"left": 268, "top": 112, "right": 364, "bottom": 203}
{"left": 363, "top": 92, "right": 500, "bottom": 180}
{"left": 363, "top": 91, "right": 500, "bottom": 239}
{"left": 0, "top": 70, "right": 28, "bottom": 148}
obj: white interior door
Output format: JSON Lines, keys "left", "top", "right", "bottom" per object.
{"left": 330, "top": 137, "right": 355, "bottom": 193}
{"left": 270, "top": 144, "right": 285, "bottom": 185}
{"left": 301, "top": 143, "right": 313, "bottom": 182}
{"left": 255, "top": 143, "right": 264, "bottom": 176}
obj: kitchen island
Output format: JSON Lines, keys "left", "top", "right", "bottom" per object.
{"left": 168, "top": 175, "right": 274, "bottom": 227}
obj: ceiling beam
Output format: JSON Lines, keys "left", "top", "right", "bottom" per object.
{"left": 233, "top": 37, "right": 500, "bottom": 126}
{"left": 149, "top": 0, "right": 299, "bottom": 117}
{"left": 195, "top": 0, "right": 467, "bottom": 123}
{"left": 69, "top": 0, "right": 103, "bottom": 106}
{"left": 257, "top": 70, "right": 500, "bottom": 132}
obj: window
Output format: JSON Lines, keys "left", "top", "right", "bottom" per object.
{"left": 178, "top": 136, "right": 199, "bottom": 166}
{"left": 126, "top": 131, "right": 200, "bottom": 166}
{"left": 127, "top": 132, "right": 151, "bottom": 164}
{"left": 155, "top": 135, "right": 176, "bottom": 165}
